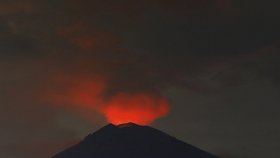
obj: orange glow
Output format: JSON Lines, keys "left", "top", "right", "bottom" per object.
{"left": 44, "top": 74, "right": 170, "bottom": 125}
{"left": 101, "top": 93, "right": 170, "bottom": 125}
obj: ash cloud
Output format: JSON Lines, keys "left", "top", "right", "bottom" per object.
{"left": 0, "top": 0, "right": 280, "bottom": 158}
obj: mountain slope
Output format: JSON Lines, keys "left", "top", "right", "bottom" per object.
{"left": 52, "top": 123, "right": 218, "bottom": 158}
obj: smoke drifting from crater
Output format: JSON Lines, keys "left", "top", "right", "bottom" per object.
{"left": 102, "top": 93, "right": 169, "bottom": 125}
{"left": 44, "top": 73, "right": 170, "bottom": 125}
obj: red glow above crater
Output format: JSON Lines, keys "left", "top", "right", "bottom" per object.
{"left": 44, "top": 74, "right": 170, "bottom": 125}
{"left": 101, "top": 93, "right": 170, "bottom": 125}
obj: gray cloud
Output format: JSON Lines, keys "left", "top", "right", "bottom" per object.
{"left": 0, "top": 0, "right": 280, "bottom": 157}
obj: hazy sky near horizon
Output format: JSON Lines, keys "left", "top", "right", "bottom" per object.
{"left": 0, "top": 1, "right": 280, "bottom": 158}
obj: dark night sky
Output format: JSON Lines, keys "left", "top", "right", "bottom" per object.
{"left": 1, "top": 0, "right": 280, "bottom": 158}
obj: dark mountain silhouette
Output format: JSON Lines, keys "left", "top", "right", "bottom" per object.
{"left": 52, "top": 122, "right": 218, "bottom": 158}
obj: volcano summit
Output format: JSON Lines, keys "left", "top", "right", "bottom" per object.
{"left": 52, "top": 123, "right": 218, "bottom": 158}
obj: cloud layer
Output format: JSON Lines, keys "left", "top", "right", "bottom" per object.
{"left": 0, "top": 0, "right": 280, "bottom": 157}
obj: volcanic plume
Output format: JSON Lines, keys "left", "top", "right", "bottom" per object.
{"left": 44, "top": 74, "right": 170, "bottom": 125}
{"left": 101, "top": 93, "right": 170, "bottom": 125}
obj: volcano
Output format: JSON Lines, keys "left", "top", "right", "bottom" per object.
{"left": 52, "top": 123, "right": 218, "bottom": 158}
